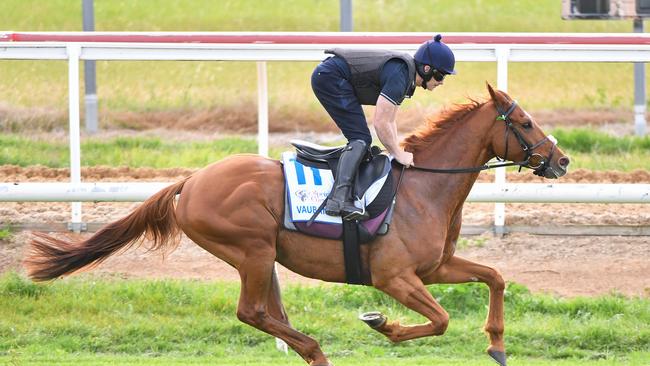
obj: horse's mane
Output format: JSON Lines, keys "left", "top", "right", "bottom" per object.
{"left": 401, "top": 98, "right": 485, "bottom": 153}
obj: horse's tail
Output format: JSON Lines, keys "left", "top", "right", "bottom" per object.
{"left": 24, "top": 178, "right": 189, "bottom": 282}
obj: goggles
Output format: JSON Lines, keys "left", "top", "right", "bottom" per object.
{"left": 432, "top": 69, "right": 447, "bottom": 82}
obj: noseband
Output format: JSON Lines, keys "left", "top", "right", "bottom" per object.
{"left": 495, "top": 100, "right": 556, "bottom": 176}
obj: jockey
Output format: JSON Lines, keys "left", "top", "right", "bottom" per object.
{"left": 311, "top": 34, "right": 456, "bottom": 220}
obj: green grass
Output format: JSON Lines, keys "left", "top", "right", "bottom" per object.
{"left": 0, "top": 228, "right": 11, "bottom": 240}
{"left": 563, "top": 151, "right": 650, "bottom": 171}
{"left": 0, "top": 272, "right": 648, "bottom": 365}
{"left": 553, "top": 128, "right": 650, "bottom": 154}
{"left": 0, "top": 0, "right": 648, "bottom": 121}
{"left": 550, "top": 128, "right": 650, "bottom": 170}
{"left": 1, "top": 129, "right": 648, "bottom": 170}
{"left": 0, "top": 134, "right": 274, "bottom": 168}
{"left": 5, "top": 354, "right": 650, "bottom": 366}
{"left": 457, "top": 236, "right": 488, "bottom": 250}
{"left": 0, "top": 1, "right": 635, "bottom": 34}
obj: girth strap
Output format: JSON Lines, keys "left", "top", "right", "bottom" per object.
{"left": 343, "top": 220, "right": 365, "bottom": 285}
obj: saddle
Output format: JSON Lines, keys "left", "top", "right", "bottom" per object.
{"left": 282, "top": 140, "right": 398, "bottom": 285}
{"left": 291, "top": 139, "right": 393, "bottom": 217}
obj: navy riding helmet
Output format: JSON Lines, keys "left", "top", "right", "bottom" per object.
{"left": 413, "top": 34, "right": 456, "bottom": 88}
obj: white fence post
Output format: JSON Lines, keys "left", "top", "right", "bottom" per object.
{"left": 494, "top": 46, "right": 509, "bottom": 236}
{"left": 257, "top": 61, "right": 269, "bottom": 157}
{"left": 256, "top": 60, "right": 287, "bottom": 354}
{"left": 67, "top": 44, "right": 84, "bottom": 232}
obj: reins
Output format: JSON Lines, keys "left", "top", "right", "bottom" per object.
{"left": 390, "top": 99, "right": 550, "bottom": 197}
{"left": 393, "top": 100, "right": 531, "bottom": 175}
{"left": 390, "top": 158, "right": 527, "bottom": 204}
{"left": 398, "top": 159, "right": 528, "bottom": 174}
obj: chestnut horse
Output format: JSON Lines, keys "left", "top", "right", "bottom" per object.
{"left": 25, "top": 84, "right": 569, "bottom": 366}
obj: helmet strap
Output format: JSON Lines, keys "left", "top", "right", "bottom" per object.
{"left": 415, "top": 62, "right": 434, "bottom": 90}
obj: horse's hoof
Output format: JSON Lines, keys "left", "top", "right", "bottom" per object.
{"left": 359, "top": 311, "right": 387, "bottom": 329}
{"left": 488, "top": 349, "right": 507, "bottom": 366}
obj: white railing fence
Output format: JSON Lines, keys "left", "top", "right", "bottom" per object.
{"left": 1, "top": 32, "right": 649, "bottom": 232}
{"left": 1, "top": 182, "right": 648, "bottom": 203}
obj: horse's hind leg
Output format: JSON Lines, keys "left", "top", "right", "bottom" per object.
{"left": 424, "top": 255, "right": 506, "bottom": 366}
{"left": 368, "top": 272, "right": 450, "bottom": 343}
{"left": 237, "top": 254, "right": 331, "bottom": 366}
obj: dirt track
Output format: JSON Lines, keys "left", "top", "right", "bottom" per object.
{"left": 1, "top": 165, "right": 649, "bottom": 298}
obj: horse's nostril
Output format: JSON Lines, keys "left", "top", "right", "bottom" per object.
{"left": 559, "top": 157, "right": 570, "bottom": 167}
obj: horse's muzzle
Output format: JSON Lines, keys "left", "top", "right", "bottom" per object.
{"left": 536, "top": 155, "right": 570, "bottom": 179}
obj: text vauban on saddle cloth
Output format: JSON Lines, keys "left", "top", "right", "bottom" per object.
{"left": 282, "top": 151, "right": 390, "bottom": 225}
{"left": 282, "top": 151, "right": 341, "bottom": 224}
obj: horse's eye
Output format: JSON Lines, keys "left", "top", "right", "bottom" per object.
{"left": 523, "top": 122, "right": 533, "bottom": 129}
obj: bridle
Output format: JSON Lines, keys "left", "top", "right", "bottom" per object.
{"left": 494, "top": 100, "right": 557, "bottom": 177}
{"left": 397, "top": 100, "right": 557, "bottom": 176}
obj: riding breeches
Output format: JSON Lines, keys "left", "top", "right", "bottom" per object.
{"left": 311, "top": 57, "right": 372, "bottom": 145}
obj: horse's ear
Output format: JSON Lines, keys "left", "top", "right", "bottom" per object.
{"left": 486, "top": 82, "right": 505, "bottom": 109}
{"left": 486, "top": 82, "right": 497, "bottom": 101}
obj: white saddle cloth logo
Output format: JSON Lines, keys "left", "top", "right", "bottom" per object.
{"left": 282, "top": 152, "right": 387, "bottom": 224}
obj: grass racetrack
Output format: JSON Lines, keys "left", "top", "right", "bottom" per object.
{"left": 1, "top": 273, "right": 648, "bottom": 365}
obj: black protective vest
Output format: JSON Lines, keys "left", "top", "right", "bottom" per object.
{"left": 325, "top": 48, "right": 416, "bottom": 106}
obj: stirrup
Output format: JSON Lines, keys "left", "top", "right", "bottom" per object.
{"left": 343, "top": 210, "right": 368, "bottom": 221}
{"left": 342, "top": 200, "right": 368, "bottom": 221}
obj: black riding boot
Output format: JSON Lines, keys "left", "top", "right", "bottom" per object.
{"left": 325, "top": 139, "right": 369, "bottom": 220}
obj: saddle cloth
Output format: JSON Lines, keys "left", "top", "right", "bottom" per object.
{"left": 281, "top": 150, "right": 395, "bottom": 241}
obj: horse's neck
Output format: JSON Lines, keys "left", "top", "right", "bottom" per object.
{"left": 405, "top": 112, "right": 493, "bottom": 215}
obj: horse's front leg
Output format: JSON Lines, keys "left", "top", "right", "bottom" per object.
{"left": 366, "top": 272, "right": 450, "bottom": 343}
{"left": 423, "top": 255, "right": 507, "bottom": 366}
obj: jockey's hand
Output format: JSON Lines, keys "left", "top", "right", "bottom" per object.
{"left": 394, "top": 150, "right": 414, "bottom": 168}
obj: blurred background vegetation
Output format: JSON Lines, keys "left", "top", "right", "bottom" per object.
{"left": 1, "top": 0, "right": 649, "bottom": 169}
{"left": 0, "top": 0, "right": 647, "bottom": 132}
